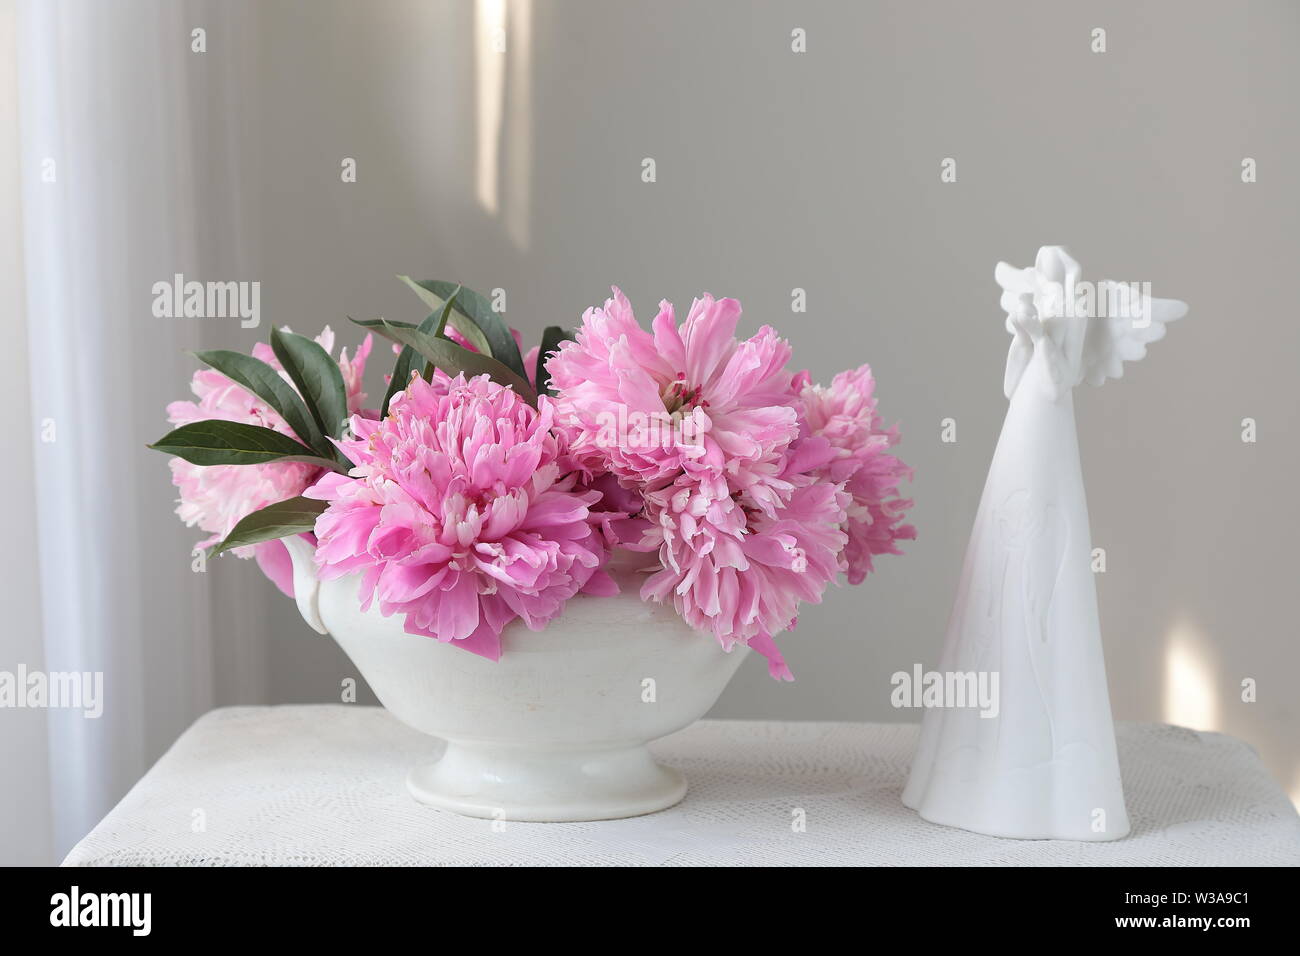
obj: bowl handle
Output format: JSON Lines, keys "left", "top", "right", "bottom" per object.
{"left": 280, "top": 534, "right": 328, "bottom": 635}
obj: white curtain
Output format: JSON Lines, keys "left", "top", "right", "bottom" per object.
{"left": 6, "top": 0, "right": 495, "bottom": 864}
{"left": 13, "top": 0, "right": 271, "bottom": 861}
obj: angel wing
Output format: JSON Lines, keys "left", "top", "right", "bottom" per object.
{"left": 1080, "top": 284, "right": 1188, "bottom": 387}
{"left": 995, "top": 247, "right": 1188, "bottom": 394}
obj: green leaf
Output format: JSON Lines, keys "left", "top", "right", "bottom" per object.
{"left": 350, "top": 291, "right": 459, "bottom": 417}
{"left": 208, "top": 496, "right": 329, "bottom": 557}
{"left": 371, "top": 320, "right": 537, "bottom": 404}
{"left": 534, "top": 326, "right": 571, "bottom": 396}
{"left": 397, "top": 276, "right": 527, "bottom": 379}
{"left": 379, "top": 351, "right": 417, "bottom": 420}
{"left": 395, "top": 276, "right": 491, "bottom": 355}
{"left": 421, "top": 290, "right": 461, "bottom": 380}
{"left": 269, "top": 454, "right": 351, "bottom": 473}
{"left": 347, "top": 316, "right": 419, "bottom": 332}
{"left": 348, "top": 314, "right": 410, "bottom": 415}
{"left": 270, "top": 328, "right": 351, "bottom": 440}
{"left": 190, "top": 349, "right": 329, "bottom": 457}
{"left": 149, "top": 420, "right": 344, "bottom": 469}
{"left": 430, "top": 287, "right": 458, "bottom": 338}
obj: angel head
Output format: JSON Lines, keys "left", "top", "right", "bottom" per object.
{"left": 995, "top": 246, "right": 1188, "bottom": 400}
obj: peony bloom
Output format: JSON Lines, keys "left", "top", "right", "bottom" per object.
{"left": 800, "top": 365, "right": 916, "bottom": 584}
{"left": 166, "top": 327, "right": 372, "bottom": 595}
{"left": 546, "top": 290, "right": 914, "bottom": 680}
{"left": 631, "top": 452, "right": 849, "bottom": 682}
{"left": 157, "top": 282, "right": 915, "bottom": 684}
{"left": 305, "top": 373, "right": 616, "bottom": 661}
{"left": 546, "top": 288, "right": 801, "bottom": 490}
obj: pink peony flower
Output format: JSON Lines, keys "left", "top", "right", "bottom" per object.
{"left": 546, "top": 288, "right": 801, "bottom": 490}
{"left": 166, "top": 327, "right": 373, "bottom": 595}
{"left": 305, "top": 373, "right": 616, "bottom": 660}
{"left": 800, "top": 365, "right": 916, "bottom": 584}
{"left": 158, "top": 285, "right": 915, "bottom": 682}
{"left": 545, "top": 290, "right": 914, "bottom": 680}
{"left": 632, "top": 455, "right": 849, "bottom": 682}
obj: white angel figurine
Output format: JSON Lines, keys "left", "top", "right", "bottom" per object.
{"left": 902, "top": 246, "right": 1187, "bottom": 841}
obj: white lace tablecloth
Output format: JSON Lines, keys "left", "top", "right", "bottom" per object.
{"left": 63, "top": 706, "right": 1300, "bottom": 866}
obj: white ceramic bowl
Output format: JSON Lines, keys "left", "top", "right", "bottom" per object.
{"left": 282, "top": 538, "right": 746, "bottom": 821}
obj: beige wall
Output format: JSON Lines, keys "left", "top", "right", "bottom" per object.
{"left": 245, "top": 0, "right": 1300, "bottom": 801}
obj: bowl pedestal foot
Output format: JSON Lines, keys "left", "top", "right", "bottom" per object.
{"left": 406, "top": 740, "right": 687, "bottom": 822}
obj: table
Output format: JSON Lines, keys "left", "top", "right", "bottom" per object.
{"left": 63, "top": 706, "right": 1300, "bottom": 866}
